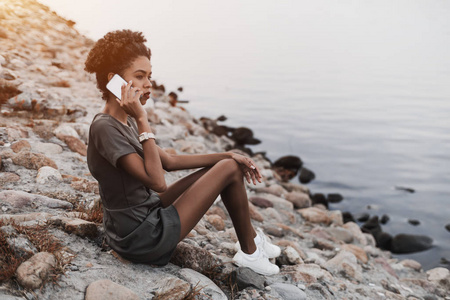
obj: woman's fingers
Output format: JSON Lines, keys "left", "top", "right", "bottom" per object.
{"left": 244, "top": 171, "right": 251, "bottom": 184}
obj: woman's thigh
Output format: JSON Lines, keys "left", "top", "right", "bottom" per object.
{"left": 158, "top": 167, "right": 210, "bottom": 208}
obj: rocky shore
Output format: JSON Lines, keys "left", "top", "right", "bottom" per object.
{"left": 1, "top": 1, "right": 449, "bottom": 299}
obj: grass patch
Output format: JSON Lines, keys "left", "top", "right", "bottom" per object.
{"left": 73, "top": 200, "right": 103, "bottom": 224}
{"left": 0, "top": 220, "right": 75, "bottom": 287}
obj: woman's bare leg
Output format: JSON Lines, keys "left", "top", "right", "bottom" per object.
{"left": 158, "top": 167, "right": 210, "bottom": 208}
{"left": 166, "top": 159, "right": 257, "bottom": 254}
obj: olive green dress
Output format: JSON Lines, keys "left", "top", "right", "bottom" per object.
{"left": 87, "top": 113, "right": 180, "bottom": 265}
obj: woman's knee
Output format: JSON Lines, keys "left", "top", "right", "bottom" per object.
{"left": 216, "top": 158, "right": 242, "bottom": 180}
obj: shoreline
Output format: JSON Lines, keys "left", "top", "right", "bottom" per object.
{"left": 1, "top": 1, "right": 449, "bottom": 299}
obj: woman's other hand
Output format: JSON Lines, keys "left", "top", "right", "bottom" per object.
{"left": 117, "top": 80, "right": 147, "bottom": 120}
{"left": 230, "top": 153, "right": 262, "bottom": 185}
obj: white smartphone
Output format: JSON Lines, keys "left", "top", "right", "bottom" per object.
{"left": 106, "top": 74, "right": 127, "bottom": 100}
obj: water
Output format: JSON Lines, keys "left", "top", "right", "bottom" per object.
{"left": 39, "top": 0, "right": 450, "bottom": 270}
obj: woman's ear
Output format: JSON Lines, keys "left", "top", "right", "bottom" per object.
{"left": 107, "top": 72, "right": 115, "bottom": 81}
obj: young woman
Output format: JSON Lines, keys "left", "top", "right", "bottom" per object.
{"left": 85, "top": 30, "right": 280, "bottom": 276}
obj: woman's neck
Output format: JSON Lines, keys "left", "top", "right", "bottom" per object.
{"left": 102, "top": 98, "right": 128, "bottom": 125}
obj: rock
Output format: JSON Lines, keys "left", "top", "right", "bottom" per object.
{"left": 298, "top": 167, "right": 315, "bottom": 184}
{"left": 12, "top": 151, "right": 58, "bottom": 170}
{"left": 256, "top": 184, "right": 286, "bottom": 197}
{"left": 380, "top": 214, "right": 390, "bottom": 224}
{"left": 445, "top": 223, "right": 450, "bottom": 232}
{"left": 260, "top": 207, "right": 283, "bottom": 223}
{"left": 36, "top": 166, "right": 62, "bottom": 184}
{"left": 255, "top": 193, "right": 293, "bottom": 211}
{"left": 329, "top": 210, "right": 344, "bottom": 226}
{"left": 264, "top": 225, "right": 285, "bottom": 238}
{"left": 270, "top": 283, "right": 307, "bottom": 300}
{"left": 282, "top": 264, "right": 332, "bottom": 284}
{"left": 249, "top": 196, "right": 274, "bottom": 208}
{"left": 0, "top": 172, "right": 21, "bottom": 185}
{"left": 311, "top": 193, "right": 328, "bottom": 208}
{"left": 0, "top": 212, "right": 52, "bottom": 224}
{"left": 153, "top": 276, "right": 191, "bottom": 300}
{"left": 426, "top": 267, "right": 450, "bottom": 288}
{"left": 2, "top": 68, "right": 18, "bottom": 80}
{"left": 400, "top": 259, "right": 422, "bottom": 271}
{"left": 327, "top": 193, "right": 343, "bottom": 203}
{"left": 273, "top": 155, "right": 302, "bottom": 182}
{"left": 354, "top": 212, "right": 370, "bottom": 222}
{"left": 178, "top": 268, "right": 227, "bottom": 300}
{"left": 280, "top": 182, "right": 309, "bottom": 194}
{"left": 341, "top": 244, "right": 368, "bottom": 264}
{"left": 284, "top": 191, "right": 311, "bottom": 209}
{"left": 361, "top": 216, "right": 382, "bottom": 239}
{"left": 11, "top": 140, "right": 31, "bottom": 153}
{"left": 51, "top": 217, "right": 98, "bottom": 238}
{"left": 297, "top": 207, "right": 331, "bottom": 224}
{"left": 206, "top": 206, "right": 227, "bottom": 220}
{"left": 324, "top": 250, "right": 362, "bottom": 281}
{"left": 325, "top": 227, "right": 353, "bottom": 243}
{"left": 16, "top": 252, "right": 56, "bottom": 289}
{"left": 85, "top": 279, "right": 139, "bottom": 300}
{"left": 342, "top": 222, "right": 367, "bottom": 245}
{"left": 230, "top": 267, "right": 265, "bottom": 290}
{"left": 391, "top": 234, "right": 433, "bottom": 254}
{"left": 205, "top": 214, "right": 225, "bottom": 231}
{"left": 58, "top": 135, "right": 87, "bottom": 156}
{"left": 170, "top": 242, "right": 220, "bottom": 273}
{"left": 342, "top": 211, "right": 356, "bottom": 223}
{"left": 84, "top": 279, "right": 139, "bottom": 300}
{"left": 231, "top": 127, "right": 260, "bottom": 145}
{"left": 408, "top": 219, "right": 420, "bottom": 226}
{"left": 30, "top": 142, "right": 63, "bottom": 154}
{"left": 0, "top": 190, "right": 72, "bottom": 210}
{"left": 248, "top": 202, "right": 264, "bottom": 222}
{"left": 5, "top": 234, "right": 38, "bottom": 257}
{"left": 284, "top": 246, "right": 303, "bottom": 265}
{"left": 54, "top": 124, "right": 80, "bottom": 139}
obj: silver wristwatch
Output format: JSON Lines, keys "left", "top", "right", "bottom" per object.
{"left": 138, "top": 132, "right": 156, "bottom": 143}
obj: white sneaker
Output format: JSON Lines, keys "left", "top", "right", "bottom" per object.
{"left": 235, "top": 228, "right": 281, "bottom": 259}
{"left": 232, "top": 249, "right": 280, "bottom": 276}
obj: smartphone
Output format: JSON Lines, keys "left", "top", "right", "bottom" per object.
{"left": 106, "top": 74, "right": 127, "bottom": 100}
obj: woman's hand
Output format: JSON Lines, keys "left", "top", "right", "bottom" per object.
{"left": 116, "top": 80, "right": 147, "bottom": 120}
{"left": 230, "top": 152, "right": 262, "bottom": 185}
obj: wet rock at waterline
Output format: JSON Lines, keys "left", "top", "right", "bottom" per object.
{"left": 299, "top": 167, "right": 315, "bottom": 184}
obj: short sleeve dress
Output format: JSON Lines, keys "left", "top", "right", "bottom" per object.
{"left": 87, "top": 113, "right": 180, "bottom": 265}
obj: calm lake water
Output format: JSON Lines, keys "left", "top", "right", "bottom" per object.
{"left": 41, "top": 0, "right": 450, "bottom": 270}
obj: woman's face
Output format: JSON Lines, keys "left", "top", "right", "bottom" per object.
{"left": 121, "top": 56, "right": 153, "bottom": 105}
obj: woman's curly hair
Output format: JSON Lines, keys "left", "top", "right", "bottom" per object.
{"left": 84, "top": 30, "right": 151, "bottom": 100}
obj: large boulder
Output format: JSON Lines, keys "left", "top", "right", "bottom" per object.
{"left": 390, "top": 234, "right": 433, "bottom": 254}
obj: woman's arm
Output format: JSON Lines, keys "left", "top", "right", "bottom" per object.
{"left": 116, "top": 81, "right": 167, "bottom": 192}
{"left": 159, "top": 148, "right": 262, "bottom": 185}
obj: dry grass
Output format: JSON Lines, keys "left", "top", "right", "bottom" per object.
{"left": 0, "top": 223, "right": 24, "bottom": 283}
{"left": 200, "top": 262, "right": 239, "bottom": 299}
{"left": 0, "top": 220, "right": 74, "bottom": 286}
{"left": 73, "top": 200, "right": 103, "bottom": 224}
